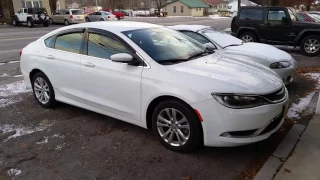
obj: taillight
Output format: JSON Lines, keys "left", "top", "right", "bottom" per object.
{"left": 108, "top": 16, "right": 110, "bottom": 18}
{"left": 232, "top": 23, "right": 236, "bottom": 30}
{"left": 70, "top": 15, "right": 73, "bottom": 19}
{"left": 20, "top": 50, "right": 22, "bottom": 56}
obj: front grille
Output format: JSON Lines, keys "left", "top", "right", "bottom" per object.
{"left": 259, "top": 110, "right": 284, "bottom": 135}
{"left": 228, "top": 129, "right": 258, "bottom": 137}
{"left": 261, "top": 87, "right": 286, "bottom": 102}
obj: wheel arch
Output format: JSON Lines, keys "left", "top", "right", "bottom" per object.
{"left": 29, "top": 69, "right": 45, "bottom": 82}
{"left": 294, "top": 30, "right": 320, "bottom": 47}
{"left": 236, "top": 27, "right": 261, "bottom": 42}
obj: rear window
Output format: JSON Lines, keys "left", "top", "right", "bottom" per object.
{"left": 239, "top": 9, "right": 263, "bottom": 20}
{"left": 71, "top": 10, "right": 83, "bottom": 15}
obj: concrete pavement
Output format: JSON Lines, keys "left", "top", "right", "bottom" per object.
{"left": 274, "top": 114, "right": 320, "bottom": 180}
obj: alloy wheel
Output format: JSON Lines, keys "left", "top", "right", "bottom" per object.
{"left": 27, "top": 21, "right": 31, "bottom": 27}
{"left": 33, "top": 77, "right": 50, "bottom": 104}
{"left": 157, "top": 108, "right": 190, "bottom": 147}
{"left": 242, "top": 35, "right": 253, "bottom": 42}
{"left": 12, "top": 19, "right": 16, "bottom": 25}
{"left": 304, "top": 39, "right": 320, "bottom": 54}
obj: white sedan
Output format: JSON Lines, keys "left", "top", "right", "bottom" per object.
{"left": 20, "top": 22, "right": 289, "bottom": 152}
{"left": 169, "top": 25, "right": 297, "bottom": 85}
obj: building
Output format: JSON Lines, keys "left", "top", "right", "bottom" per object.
{"left": 56, "top": 0, "right": 66, "bottom": 10}
{"left": 204, "top": 0, "right": 230, "bottom": 16}
{"left": 164, "top": 0, "right": 209, "bottom": 17}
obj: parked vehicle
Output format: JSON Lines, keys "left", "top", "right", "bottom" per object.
{"left": 49, "top": 9, "right": 85, "bottom": 26}
{"left": 85, "top": 11, "right": 116, "bottom": 22}
{"left": 20, "top": 22, "right": 288, "bottom": 152}
{"left": 297, "top": 12, "right": 318, "bottom": 22}
{"left": 112, "top": 11, "right": 124, "bottom": 20}
{"left": 12, "top": 8, "right": 50, "bottom": 28}
{"left": 232, "top": 6, "right": 320, "bottom": 56}
{"left": 169, "top": 25, "right": 296, "bottom": 85}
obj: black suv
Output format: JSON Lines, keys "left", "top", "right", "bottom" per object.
{"left": 232, "top": 6, "right": 320, "bottom": 56}
{"left": 12, "top": 8, "right": 50, "bottom": 28}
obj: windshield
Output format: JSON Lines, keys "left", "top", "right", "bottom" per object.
{"left": 201, "top": 28, "right": 243, "bottom": 48}
{"left": 122, "top": 28, "right": 206, "bottom": 63}
{"left": 71, "top": 10, "right": 82, "bottom": 15}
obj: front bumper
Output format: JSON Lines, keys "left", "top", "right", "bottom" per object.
{"left": 273, "top": 62, "right": 296, "bottom": 85}
{"left": 191, "top": 90, "right": 289, "bottom": 147}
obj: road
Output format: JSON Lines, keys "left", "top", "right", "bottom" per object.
{"left": 0, "top": 17, "right": 320, "bottom": 180}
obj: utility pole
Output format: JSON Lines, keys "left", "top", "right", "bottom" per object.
{"left": 96, "top": 0, "right": 98, "bottom": 11}
{"left": 238, "top": 0, "right": 241, "bottom": 11}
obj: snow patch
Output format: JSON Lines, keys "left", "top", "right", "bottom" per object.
{"left": 13, "top": 75, "right": 23, "bottom": 78}
{"left": 7, "top": 168, "right": 21, "bottom": 177}
{"left": 0, "top": 63, "right": 5, "bottom": 66}
{"left": 36, "top": 134, "right": 65, "bottom": 145}
{"left": 55, "top": 143, "right": 66, "bottom": 150}
{"left": 223, "top": 28, "right": 231, "bottom": 32}
{"left": 0, "top": 120, "right": 55, "bottom": 141}
{"left": 36, "top": 136, "right": 49, "bottom": 145}
{"left": 286, "top": 73, "right": 320, "bottom": 119}
{"left": 0, "top": 73, "right": 9, "bottom": 77}
{"left": 0, "top": 81, "right": 31, "bottom": 108}
{"left": 8, "top": 61, "right": 19, "bottom": 64}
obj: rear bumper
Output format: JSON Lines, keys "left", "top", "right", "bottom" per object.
{"left": 70, "top": 19, "right": 85, "bottom": 23}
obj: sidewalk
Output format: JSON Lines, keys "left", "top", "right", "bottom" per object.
{"left": 274, "top": 114, "right": 320, "bottom": 180}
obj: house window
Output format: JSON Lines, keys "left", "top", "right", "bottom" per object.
{"left": 196, "top": 8, "right": 198, "bottom": 11}
{"left": 219, "top": 5, "right": 222, "bottom": 8}
{"left": 224, "top": 4, "right": 227, "bottom": 8}
{"left": 33, "top": 1, "right": 39, "bottom": 8}
{"left": 173, "top": 6, "right": 176, "bottom": 13}
{"left": 214, "top": 5, "right": 217, "bottom": 9}
{"left": 181, "top": 6, "right": 184, "bottom": 13}
{"left": 21, "top": 1, "right": 25, "bottom": 8}
{"left": 26, "top": 1, "right": 32, "bottom": 8}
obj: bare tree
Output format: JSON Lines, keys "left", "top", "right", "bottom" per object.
{"left": 0, "top": 0, "right": 14, "bottom": 24}
{"left": 155, "top": 0, "right": 167, "bottom": 12}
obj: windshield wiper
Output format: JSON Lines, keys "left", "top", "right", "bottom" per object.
{"left": 157, "top": 59, "right": 189, "bottom": 65}
{"left": 188, "top": 51, "right": 211, "bottom": 60}
{"left": 223, "top": 43, "right": 243, "bottom": 49}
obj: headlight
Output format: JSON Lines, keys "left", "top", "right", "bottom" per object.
{"left": 212, "top": 94, "right": 269, "bottom": 109}
{"left": 270, "top": 61, "right": 290, "bottom": 69}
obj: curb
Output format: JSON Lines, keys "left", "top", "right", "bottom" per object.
{"left": 254, "top": 91, "right": 319, "bottom": 180}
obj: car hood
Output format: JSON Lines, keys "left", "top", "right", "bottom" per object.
{"left": 223, "top": 42, "right": 293, "bottom": 63}
{"left": 166, "top": 54, "right": 283, "bottom": 95}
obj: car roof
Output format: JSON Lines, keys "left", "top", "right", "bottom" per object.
{"left": 47, "top": 21, "right": 162, "bottom": 36}
{"left": 168, "top": 25, "right": 211, "bottom": 32}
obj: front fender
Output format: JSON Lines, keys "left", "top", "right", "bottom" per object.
{"left": 294, "top": 29, "right": 320, "bottom": 46}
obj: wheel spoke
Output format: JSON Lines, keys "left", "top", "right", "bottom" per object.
{"left": 158, "top": 115, "right": 171, "bottom": 125}
{"left": 162, "top": 128, "right": 172, "bottom": 139}
{"left": 44, "top": 92, "right": 50, "bottom": 102}
{"left": 176, "top": 131, "right": 183, "bottom": 145}
{"left": 157, "top": 122, "right": 170, "bottom": 128}
{"left": 34, "top": 83, "right": 42, "bottom": 91}
{"left": 177, "top": 117, "right": 187, "bottom": 125}
{"left": 172, "top": 109, "right": 177, "bottom": 122}
{"left": 177, "top": 129, "right": 187, "bottom": 142}
{"left": 39, "top": 92, "right": 44, "bottom": 102}
{"left": 167, "top": 131, "right": 174, "bottom": 143}
{"left": 165, "top": 109, "right": 172, "bottom": 120}
{"left": 178, "top": 125, "right": 190, "bottom": 130}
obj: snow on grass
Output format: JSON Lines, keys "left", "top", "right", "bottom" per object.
{"left": 13, "top": 75, "right": 23, "bottom": 78}
{"left": 0, "top": 81, "right": 31, "bottom": 108}
{"left": 8, "top": 61, "right": 19, "bottom": 64}
{"left": 36, "top": 134, "right": 65, "bottom": 145}
{"left": 7, "top": 168, "right": 21, "bottom": 177}
{"left": 223, "top": 28, "right": 231, "bottom": 32}
{"left": 0, "top": 63, "right": 5, "bottom": 66}
{"left": 36, "top": 136, "right": 49, "bottom": 145}
{"left": 0, "top": 73, "right": 9, "bottom": 77}
{"left": 55, "top": 143, "right": 66, "bottom": 150}
{"left": 0, "top": 120, "right": 55, "bottom": 142}
{"left": 287, "top": 73, "right": 320, "bottom": 119}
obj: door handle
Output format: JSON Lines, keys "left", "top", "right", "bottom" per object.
{"left": 46, "top": 55, "right": 55, "bottom": 59}
{"left": 82, "top": 62, "right": 95, "bottom": 67}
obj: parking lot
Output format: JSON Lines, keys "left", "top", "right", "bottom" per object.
{"left": 1, "top": 17, "right": 320, "bottom": 180}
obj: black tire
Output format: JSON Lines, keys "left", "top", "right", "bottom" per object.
{"left": 31, "top": 72, "right": 56, "bottom": 108}
{"left": 49, "top": 18, "right": 53, "bottom": 24}
{"left": 43, "top": 21, "right": 50, "bottom": 27}
{"left": 64, "top": 19, "right": 69, "bottom": 26}
{"left": 151, "top": 99, "right": 203, "bottom": 152}
{"left": 27, "top": 19, "right": 34, "bottom": 28}
{"left": 37, "top": 12, "right": 46, "bottom": 21}
{"left": 117, "top": 16, "right": 120, "bottom": 21}
{"left": 239, "top": 31, "right": 257, "bottom": 43}
{"left": 300, "top": 35, "right": 320, "bottom": 57}
{"left": 100, "top": 18, "right": 105, "bottom": 21}
{"left": 12, "top": 18, "right": 18, "bottom": 26}
{"left": 85, "top": 17, "right": 90, "bottom": 22}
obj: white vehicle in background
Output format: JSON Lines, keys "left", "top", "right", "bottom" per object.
{"left": 12, "top": 8, "right": 50, "bottom": 28}
{"left": 85, "top": 11, "right": 117, "bottom": 22}
{"left": 169, "top": 25, "right": 297, "bottom": 85}
{"left": 20, "top": 22, "right": 288, "bottom": 152}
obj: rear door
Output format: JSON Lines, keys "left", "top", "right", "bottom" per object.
{"left": 260, "top": 8, "right": 294, "bottom": 42}
{"left": 51, "top": 10, "right": 60, "bottom": 23}
{"left": 40, "top": 29, "right": 85, "bottom": 101}
{"left": 237, "top": 8, "right": 265, "bottom": 37}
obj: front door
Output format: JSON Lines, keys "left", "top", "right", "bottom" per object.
{"left": 80, "top": 29, "right": 143, "bottom": 121}
{"left": 40, "top": 29, "right": 85, "bottom": 101}
{"left": 17, "top": 8, "right": 28, "bottom": 22}
{"left": 260, "top": 9, "right": 294, "bottom": 42}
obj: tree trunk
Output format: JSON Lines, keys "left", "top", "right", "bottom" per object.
{"left": 306, "top": 0, "right": 312, "bottom": 11}
{"left": 49, "top": 0, "right": 57, "bottom": 13}
{"left": 0, "top": 0, "right": 14, "bottom": 24}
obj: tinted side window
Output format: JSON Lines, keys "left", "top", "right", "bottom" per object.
{"left": 55, "top": 33, "right": 83, "bottom": 53}
{"left": 44, "top": 36, "right": 55, "bottom": 48}
{"left": 239, "top": 9, "right": 263, "bottom": 20}
{"left": 87, "top": 33, "right": 131, "bottom": 59}
{"left": 181, "top": 31, "right": 211, "bottom": 44}
{"left": 268, "top": 10, "right": 286, "bottom": 21}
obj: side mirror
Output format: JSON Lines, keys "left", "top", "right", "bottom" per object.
{"left": 204, "top": 43, "right": 215, "bottom": 52}
{"left": 282, "top": 17, "right": 290, "bottom": 23}
{"left": 111, "top": 53, "right": 133, "bottom": 63}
